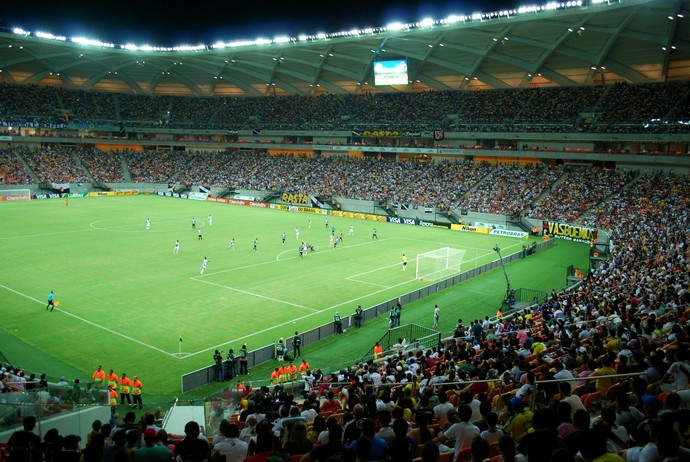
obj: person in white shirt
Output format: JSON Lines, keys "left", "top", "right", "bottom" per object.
{"left": 433, "top": 392, "right": 455, "bottom": 428}
{"left": 214, "top": 423, "right": 248, "bottom": 462}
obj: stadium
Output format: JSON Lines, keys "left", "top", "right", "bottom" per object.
{"left": 0, "top": 0, "right": 689, "bottom": 459}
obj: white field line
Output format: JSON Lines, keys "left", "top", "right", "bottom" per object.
{"left": 0, "top": 284, "right": 176, "bottom": 358}
{"left": 191, "top": 278, "right": 319, "bottom": 312}
{"left": 0, "top": 218, "right": 198, "bottom": 241}
{"left": 89, "top": 218, "right": 204, "bottom": 232}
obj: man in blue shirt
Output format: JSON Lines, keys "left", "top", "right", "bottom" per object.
{"left": 46, "top": 291, "right": 55, "bottom": 312}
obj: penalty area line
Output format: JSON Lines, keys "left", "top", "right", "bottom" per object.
{"left": 0, "top": 284, "right": 177, "bottom": 358}
{"left": 190, "top": 278, "right": 319, "bottom": 312}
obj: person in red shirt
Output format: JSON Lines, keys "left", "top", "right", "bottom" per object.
{"left": 320, "top": 391, "right": 342, "bottom": 413}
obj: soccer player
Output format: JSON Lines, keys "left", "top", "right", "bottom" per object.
{"left": 299, "top": 242, "right": 307, "bottom": 258}
{"left": 282, "top": 232, "right": 286, "bottom": 245}
{"left": 372, "top": 227, "right": 378, "bottom": 240}
{"left": 173, "top": 240, "right": 180, "bottom": 254}
{"left": 349, "top": 225, "right": 354, "bottom": 236}
{"left": 434, "top": 305, "right": 440, "bottom": 328}
{"left": 46, "top": 291, "right": 55, "bottom": 311}
{"left": 200, "top": 257, "right": 209, "bottom": 274}
{"left": 192, "top": 218, "right": 196, "bottom": 229}
{"left": 253, "top": 238, "right": 258, "bottom": 251}
{"left": 229, "top": 238, "right": 235, "bottom": 249}
{"left": 329, "top": 233, "right": 334, "bottom": 245}
{"left": 325, "top": 218, "right": 329, "bottom": 229}
{"left": 198, "top": 229, "right": 202, "bottom": 240}
{"left": 145, "top": 218, "right": 151, "bottom": 230}
{"left": 338, "top": 231, "right": 343, "bottom": 243}
{"left": 307, "top": 219, "right": 311, "bottom": 229}
{"left": 208, "top": 214, "right": 213, "bottom": 226}
{"left": 295, "top": 227, "right": 300, "bottom": 240}
{"left": 402, "top": 254, "right": 408, "bottom": 271}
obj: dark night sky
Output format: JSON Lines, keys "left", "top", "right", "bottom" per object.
{"left": 0, "top": 0, "right": 521, "bottom": 47}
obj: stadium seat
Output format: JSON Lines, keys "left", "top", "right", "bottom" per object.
{"left": 456, "top": 447, "right": 472, "bottom": 462}
{"left": 581, "top": 391, "right": 601, "bottom": 412}
{"left": 290, "top": 455, "right": 305, "bottom": 462}
{"left": 438, "top": 451, "right": 455, "bottom": 462}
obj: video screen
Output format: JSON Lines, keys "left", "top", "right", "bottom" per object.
{"left": 373, "top": 59, "right": 408, "bottom": 86}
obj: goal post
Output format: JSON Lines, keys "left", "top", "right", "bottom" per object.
{"left": 415, "top": 247, "right": 466, "bottom": 281}
{"left": 0, "top": 189, "right": 31, "bottom": 200}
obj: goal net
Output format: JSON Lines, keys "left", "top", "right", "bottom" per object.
{"left": 416, "top": 247, "right": 466, "bottom": 281}
{"left": 0, "top": 189, "right": 31, "bottom": 200}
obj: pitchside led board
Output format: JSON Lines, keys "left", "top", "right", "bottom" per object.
{"left": 373, "top": 59, "right": 409, "bottom": 86}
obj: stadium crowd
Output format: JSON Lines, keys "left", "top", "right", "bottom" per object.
{"left": 2, "top": 144, "right": 674, "bottom": 221}
{"left": 2, "top": 81, "right": 690, "bottom": 132}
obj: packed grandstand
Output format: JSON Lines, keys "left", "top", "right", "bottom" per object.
{"left": 1, "top": 0, "right": 690, "bottom": 461}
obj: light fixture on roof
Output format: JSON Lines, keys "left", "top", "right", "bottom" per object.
{"left": 419, "top": 18, "right": 434, "bottom": 27}
{"left": 386, "top": 22, "right": 405, "bottom": 31}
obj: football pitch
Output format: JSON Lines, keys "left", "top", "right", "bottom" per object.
{"left": 0, "top": 195, "right": 588, "bottom": 394}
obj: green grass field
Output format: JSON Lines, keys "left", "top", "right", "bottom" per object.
{"left": 0, "top": 195, "right": 589, "bottom": 396}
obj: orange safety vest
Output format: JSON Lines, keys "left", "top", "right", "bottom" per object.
{"left": 299, "top": 362, "right": 310, "bottom": 375}
{"left": 109, "top": 389, "right": 118, "bottom": 406}
{"left": 119, "top": 377, "right": 131, "bottom": 394}
{"left": 107, "top": 373, "right": 118, "bottom": 389}
{"left": 93, "top": 369, "right": 105, "bottom": 383}
{"left": 270, "top": 370, "right": 280, "bottom": 385}
{"left": 131, "top": 379, "right": 142, "bottom": 395}
{"left": 287, "top": 365, "right": 297, "bottom": 380}
{"left": 374, "top": 344, "right": 383, "bottom": 359}
{"left": 278, "top": 366, "right": 288, "bottom": 382}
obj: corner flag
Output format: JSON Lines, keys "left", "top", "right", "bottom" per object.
{"left": 179, "top": 336, "right": 183, "bottom": 343}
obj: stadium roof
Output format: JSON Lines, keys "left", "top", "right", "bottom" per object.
{"left": 0, "top": 0, "right": 688, "bottom": 97}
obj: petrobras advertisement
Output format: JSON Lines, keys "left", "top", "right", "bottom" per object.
{"left": 490, "top": 229, "right": 529, "bottom": 239}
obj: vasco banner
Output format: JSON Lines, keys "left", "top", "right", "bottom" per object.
{"left": 543, "top": 221, "right": 597, "bottom": 243}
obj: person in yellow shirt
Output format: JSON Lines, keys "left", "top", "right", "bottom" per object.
{"left": 92, "top": 365, "right": 105, "bottom": 390}
{"left": 402, "top": 254, "right": 408, "bottom": 271}
{"left": 589, "top": 356, "right": 617, "bottom": 394}
{"left": 131, "top": 376, "right": 143, "bottom": 409}
{"left": 119, "top": 373, "right": 132, "bottom": 406}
